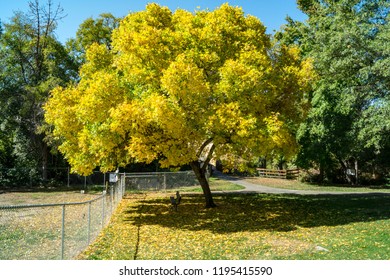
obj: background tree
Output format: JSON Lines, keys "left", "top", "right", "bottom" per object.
{"left": 274, "top": 16, "right": 312, "bottom": 57}
{"left": 289, "top": 0, "right": 390, "bottom": 183}
{"left": 66, "top": 13, "right": 120, "bottom": 68}
{"left": 45, "top": 4, "right": 314, "bottom": 207}
{"left": 0, "top": 0, "right": 77, "bottom": 183}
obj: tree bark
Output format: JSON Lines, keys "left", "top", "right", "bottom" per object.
{"left": 339, "top": 158, "right": 353, "bottom": 185}
{"left": 355, "top": 159, "right": 358, "bottom": 185}
{"left": 190, "top": 161, "right": 216, "bottom": 208}
{"left": 319, "top": 162, "right": 324, "bottom": 183}
{"left": 42, "top": 141, "right": 48, "bottom": 181}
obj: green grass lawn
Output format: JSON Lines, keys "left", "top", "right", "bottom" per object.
{"left": 171, "top": 177, "right": 245, "bottom": 192}
{"left": 124, "top": 177, "right": 245, "bottom": 194}
{"left": 78, "top": 184, "right": 390, "bottom": 260}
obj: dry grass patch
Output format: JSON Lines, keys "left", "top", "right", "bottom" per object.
{"left": 0, "top": 191, "right": 99, "bottom": 206}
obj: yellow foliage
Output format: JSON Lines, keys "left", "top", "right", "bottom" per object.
{"left": 44, "top": 3, "right": 315, "bottom": 175}
{"left": 80, "top": 43, "right": 113, "bottom": 78}
{"left": 264, "top": 113, "right": 298, "bottom": 159}
{"left": 161, "top": 54, "right": 210, "bottom": 110}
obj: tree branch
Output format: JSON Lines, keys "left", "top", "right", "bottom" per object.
{"left": 201, "top": 144, "right": 215, "bottom": 173}
{"left": 197, "top": 138, "right": 213, "bottom": 158}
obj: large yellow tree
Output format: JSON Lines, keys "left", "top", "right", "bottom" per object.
{"left": 44, "top": 4, "right": 314, "bottom": 207}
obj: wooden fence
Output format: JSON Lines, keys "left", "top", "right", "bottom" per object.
{"left": 256, "top": 168, "right": 300, "bottom": 180}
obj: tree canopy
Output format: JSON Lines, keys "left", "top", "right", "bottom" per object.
{"left": 65, "top": 13, "right": 120, "bottom": 67}
{"left": 44, "top": 3, "right": 314, "bottom": 207}
{"left": 280, "top": 0, "right": 390, "bottom": 183}
{"left": 0, "top": 0, "right": 77, "bottom": 182}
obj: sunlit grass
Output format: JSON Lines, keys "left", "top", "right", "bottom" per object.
{"left": 125, "top": 177, "right": 245, "bottom": 194}
{"left": 78, "top": 190, "right": 390, "bottom": 260}
{"left": 172, "top": 177, "right": 245, "bottom": 192}
{"left": 247, "top": 177, "right": 390, "bottom": 193}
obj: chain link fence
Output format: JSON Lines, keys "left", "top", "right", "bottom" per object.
{"left": 0, "top": 181, "right": 125, "bottom": 260}
{"left": 0, "top": 167, "right": 114, "bottom": 189}
{"left": 0, "top": 171, "right": 198, "bottom": 260}
{"left": 0, "top": 168, "right": 201, "bottom": 191}
{"left": 120, "top": 171, "right": 199, "bottom": 191}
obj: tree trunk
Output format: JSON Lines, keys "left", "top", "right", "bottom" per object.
{"left": 190, "top": 161, "right": 216, "bottom": 208}
{"left": 42, "top": 141, "right": 48, "bottom": 181}
{"left": 339, "top": 158, "right": 353, "bottom": 185}
{"left": 319, "top": 162, "right": 324, "bottom": 183}
{"left": 355, "top": 159, "right": 358, "bottom": 185}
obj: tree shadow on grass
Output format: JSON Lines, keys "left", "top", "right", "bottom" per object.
{"left": 122, "top": 192, "right": 390, "bottom": 234}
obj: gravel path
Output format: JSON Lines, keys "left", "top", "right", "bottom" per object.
{"left": 215, "top": 172, "right": 390, "bottom": 196}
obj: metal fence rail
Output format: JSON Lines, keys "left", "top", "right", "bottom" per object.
{"left": 0, "top": 168, "right": 114, "bottom": 189}
{"left": 0, "top": 181, "right": 125, "bottom": 260}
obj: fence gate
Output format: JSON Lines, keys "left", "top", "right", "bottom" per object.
{"left": 256, "top": 168, "right": 300, "bottom": 179}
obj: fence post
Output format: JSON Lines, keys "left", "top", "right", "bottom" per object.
{"left": 61, "top": 204, "right": 66, "bottom": 260}
{"left": 110, "top": 186, "right": 113, "bottom": 215}
{"left": 67, "top": 167, "right": 70, "bottom": 188}
{"left": 116, "top": 180, "right": 120, "bottom": 204}
{"left": 87, "top": 202, "right": 91, "bottom": 245}
{"left": 101, "top": 194, "right": 105, "bottom": 228}
{"left": 121, "top": 174, "right": 125, "bottom": 197}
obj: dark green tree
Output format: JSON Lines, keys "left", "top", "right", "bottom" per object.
{"left": 66, "top": 13, "right": 120, "bottom": 67}
{"left": 0, "top": 0, "right": 77, "bottom": 184}
{"left": 292, "top": 0, "right": 390, "bottom": 183}
{"left": 274, "top": 16, "right": 312, "bottom": 56}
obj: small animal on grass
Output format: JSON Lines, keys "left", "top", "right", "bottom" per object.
{"left": 170, "top": 191, "right": 181, "bottom": 211}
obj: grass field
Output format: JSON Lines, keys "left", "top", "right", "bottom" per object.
{"left": 78, "top": 179, "right": 390, "bottom": 260}
{"left": 0, "top": 190, "right": 100, "bottom": 206}
{"left": 247, "top": 177, "right": 390, "bottom": 193}
{"left": 162, "top": 177, "right": 245, "bottom": 193}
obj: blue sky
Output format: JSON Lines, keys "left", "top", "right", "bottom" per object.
{"left": 0, "top": 1, "right": 307, "bottom": 43}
